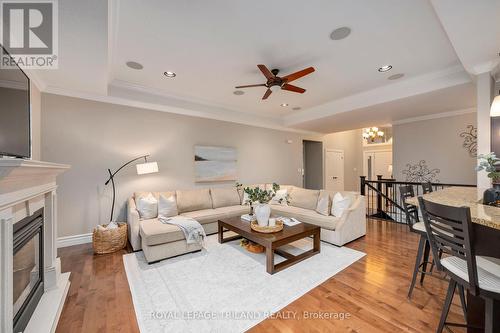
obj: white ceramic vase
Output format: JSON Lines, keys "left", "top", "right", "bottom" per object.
{"left": 254, "top": 203, "right": 271, "bottom": 227}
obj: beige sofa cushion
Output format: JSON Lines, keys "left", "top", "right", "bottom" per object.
{"left": 211, "top": 188, "right": 241, "bottom": 208}
{"left": 180, "top": 205, "right": 249, "bottom": 225}
{"left": 180, "top": 208, "right": 226, "bottom": 224}
{"left": 176, "top": 189, "right": 212, "bottom": 213}
{"left": 289, "top": 188, "right": 319, "bottom": 210}
{"left": 139, "top": 218, "right": 185, "bottom": 246}
{"left": 271, "top": 205, "right": 339, "bottom": 230}
{"left": 216, "top": 205, "right": 250, "bottom": 217}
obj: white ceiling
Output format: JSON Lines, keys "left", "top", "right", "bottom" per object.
{"left": 28, "top": 0, "right": 499, "bottom": 133}
{"left": 292, "top": 82, "right": 476, "bottom": 133}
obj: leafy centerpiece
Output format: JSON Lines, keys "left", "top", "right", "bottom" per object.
{"left": 476, "top": 152, "right": 500, "bottom": 205}
{"left": 236, "top": 182, "right": 289, "bottom": 226}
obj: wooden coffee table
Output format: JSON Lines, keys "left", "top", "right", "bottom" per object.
{"left": 218, "top": 216, "right": 321, "bottom": 274}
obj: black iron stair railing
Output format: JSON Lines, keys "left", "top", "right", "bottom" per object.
{"left": 360, "top": 175, "right": 476, "bottom": 223}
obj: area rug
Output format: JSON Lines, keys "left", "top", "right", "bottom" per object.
{"left": 123, "top": 234, "right": 365, "bottom": 333}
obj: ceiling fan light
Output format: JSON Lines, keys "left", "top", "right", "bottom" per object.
{"left": 270, "top": 85, "right": 281, "bottom": 92}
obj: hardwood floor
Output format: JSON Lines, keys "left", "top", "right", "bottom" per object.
{"left": 56, "top": 219, "right": 466, "bottom": 333}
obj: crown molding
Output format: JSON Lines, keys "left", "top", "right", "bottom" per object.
{"left": 470, "top": 59, "right": 500, "bottom": 76}
{"left": 43, "top": 85, "right": 322, "bottom": 136}
{"left": 284, "top": 65, "right": 471, "bottom": 126}
{"left": 392, "top": 107, "right": 476, "bottom": 125}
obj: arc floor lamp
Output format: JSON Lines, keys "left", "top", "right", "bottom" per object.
{"left": 104, "top": 155, "right": 159, "bottom": 221}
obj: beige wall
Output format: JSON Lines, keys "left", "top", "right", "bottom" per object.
{"left": 323, "top": 129, "right": 364, "bottom": 191}
{"left": 393, "top": 112, "right": 477, "bottom": 184}
{"left": 41, "top": 94, "right": 306, "bottom": 237}
{"left": 30, "top": 82, "right": 41, "bottom": 159}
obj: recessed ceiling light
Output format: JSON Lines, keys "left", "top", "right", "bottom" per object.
{"left": 164, "top": 71, "right": 176, "bottom": 78}
{"left": 233, "top": 90, "right": 245, "bottom": 95}
{"left": 292, "top": 107, "right": 301, "bottom": 111}
{"left": 378, "top": 65, "right": 393, "bottom": 72}
{"left": 388, "top": 73, "right": 404, "bottom": 80}
{"left": 280, "top": 103, "right": 288, "bottom": 107}
{"left": 126, "top": 61, "right": 143, "bottom": 70}
{"left": 330, "top": 27, "right": 351, "bottom": 40}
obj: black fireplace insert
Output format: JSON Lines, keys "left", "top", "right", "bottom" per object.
{"left": 13, "top": 208, "right": 44, "bottom": 333}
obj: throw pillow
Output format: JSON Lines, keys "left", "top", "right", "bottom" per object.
{"left": 331, "top": 192, "right": 351, "bottom": 217}
{"left": 158, "top": 193, "right": 178, "bottom": 217}
{"left": 136, "top": 192, "right": 158, "bottom": 219}
{"left": 270, "top": 189, "right": 288, "bottom": 205}
{"left": 315, "top": 191, "right": 330, "bottom": 216}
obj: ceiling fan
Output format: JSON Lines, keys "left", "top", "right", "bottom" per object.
{"left": 235, "top": 64, "right": 315, "bottom": 100}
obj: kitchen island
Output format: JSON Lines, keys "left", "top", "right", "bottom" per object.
{"left": 407, "top": 186, "right": 500, "bottom": 333}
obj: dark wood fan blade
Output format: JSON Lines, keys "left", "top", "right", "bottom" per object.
{"left": 281, "top": 84, "right": 306, "bottom": 93}
{"left": 235, "top": 84, "right": 266, "bottom": 88}
{"left": 262, "top": 88, "right": 272, "bottom": 100}
{"left": 282, "top": 67, "right": 315, "bottom": 83}
{"left": 257, "top": 64, "right": 275, "bottom": 80}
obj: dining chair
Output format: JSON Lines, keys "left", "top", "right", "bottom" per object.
{"left": 418, "top": 197, "right": 500, "bottom": 333}
{"left": 400, "top": 185, "right": 433, "bottom": 298}
{"left": 422, "top": 181, "right": 433, "bottom": 194}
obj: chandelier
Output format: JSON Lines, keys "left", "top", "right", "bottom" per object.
{"left": 363, "top": 127, "right": 384, "bottom": 142}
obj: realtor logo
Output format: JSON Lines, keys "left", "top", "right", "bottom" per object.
{"left": 0, "top": 0, "right": 58, "bottom": 69}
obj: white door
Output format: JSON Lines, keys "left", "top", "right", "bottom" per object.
{"left": 363, "top": 150, "right": 392, "bottom": 179}
{"left": 325, "top": 150, "right": 344, "bottom": 191}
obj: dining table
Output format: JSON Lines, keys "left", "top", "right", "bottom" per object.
{"left": 406, "top": 186, "right": 500, "bottom": 333}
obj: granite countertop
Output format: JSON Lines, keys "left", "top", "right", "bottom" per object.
{"left": 406, "top": 186, "right": 500, "bottom": 230}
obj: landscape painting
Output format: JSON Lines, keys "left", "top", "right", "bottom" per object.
{"left": 194, "top": 145, "right": 237, "bottom": 182}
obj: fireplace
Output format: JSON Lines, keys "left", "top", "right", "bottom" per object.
{"left": 12, "top": 208, "right": 44, "bottom": 333}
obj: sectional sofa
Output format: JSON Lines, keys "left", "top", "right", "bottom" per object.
{"left": 128, "top": 184, "right": 366, "bottom": 263}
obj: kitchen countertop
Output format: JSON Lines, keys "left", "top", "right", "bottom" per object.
{"left": 406, "top": 186, "right": 500, "bottom": 230}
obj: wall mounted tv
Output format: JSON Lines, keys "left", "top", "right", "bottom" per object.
{"left": 0, "top": 45, "right": 31, "bottom": 158}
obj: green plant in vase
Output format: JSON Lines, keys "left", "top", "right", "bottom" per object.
{"left": 235, "top": 182, "right": 287, "bottom": 226}
{"left": 476, "top": 152, "right": 500, "bottom": 205}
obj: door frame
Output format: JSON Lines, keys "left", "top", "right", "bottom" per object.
{"left": 302, "top": 140, "right": 324, "bottom": 189}
{"left": 362, "top": 149, "right": 392, "bottom": 179}
{"left": 324, "top": 149, "right": 345, "bottom": 190}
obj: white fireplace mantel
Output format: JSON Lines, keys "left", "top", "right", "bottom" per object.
{"left": 0, "top": 159, "right": 70, "bottom": 333}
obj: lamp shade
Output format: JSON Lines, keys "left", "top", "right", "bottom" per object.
{"left": 136, "top": 161, "right": 159, "bottom": 175}
{"left": 491, "top": 93, "right": 500, "bottom": 117}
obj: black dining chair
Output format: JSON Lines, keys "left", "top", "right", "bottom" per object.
{"left": 418, "top": 197, "right": 500, "bottom": 333}
{"left": 400, "top": 185, "right": 433, "bottom": 298}
{"left": 422, "top": 181, "right": 433, "bottom": 194}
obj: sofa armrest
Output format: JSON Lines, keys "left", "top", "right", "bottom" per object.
{"left": 127, "top": 197, "right": 142, "bottom": 251}
{"left": 334, "top": 195, "right": 366, "bottom": 238}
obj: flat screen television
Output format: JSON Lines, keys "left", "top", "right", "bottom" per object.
{"left": 0, "top": 45, "right": 31, "bottom": 158}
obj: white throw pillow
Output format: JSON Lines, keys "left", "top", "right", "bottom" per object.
{"left": 270, "top": 189, "right": 288, "bottom": 205}
{"left": 136, "top": 193, "right": 158, "bottom": 219}
{"left": 331, "top": 192, "right": 351, "bottom": 217}
{"left": 158, "top": 193, "right": 178, "bottom": 217}
{"left": 315, "top": 191, "right": 330, "bottom": 216}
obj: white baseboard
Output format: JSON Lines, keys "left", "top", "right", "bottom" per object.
{"left": 57, "top": 233, "right": 92, "bottom": 248}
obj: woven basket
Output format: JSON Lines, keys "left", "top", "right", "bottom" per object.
{"left": 92, "top": 222, "right": 128, "bottom": 254}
